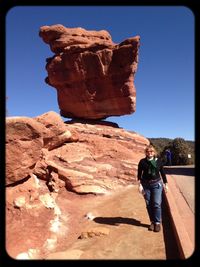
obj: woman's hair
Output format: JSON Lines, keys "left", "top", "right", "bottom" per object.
{"left": 144, "top": 144, "right": 158, "bottom": 157}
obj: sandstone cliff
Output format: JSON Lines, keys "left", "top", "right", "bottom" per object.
{"left": 6, "top": 111, "right": 149, "bottom": 259}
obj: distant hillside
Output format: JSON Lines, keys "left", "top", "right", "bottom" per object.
{"left": 126, "top": 132, "right": 195, "bottom": 164}
{"left": 148, "top": 137, "right": 194, "bottom": 150}
{"left": 147, "top": 138, "right": 195, "bottom": 163}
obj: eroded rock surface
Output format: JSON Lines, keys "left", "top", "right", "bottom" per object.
{"left": 6, "top": 111, "right": 150, "bottom": 259}
{"left": 6, "top": 111, "right": 149, "bottom": 193}
{"left": 6, "top": 117, "right": 44, "bottom": 185}
{"left": 39, "top": 25, "right": 140, "bottom": 119}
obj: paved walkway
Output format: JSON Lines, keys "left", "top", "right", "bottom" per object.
{"left": 165, "top": 165, "right": 194, "bottom": 212}
{"left": 164, "top": 166, "right": 195, "bottom": 259}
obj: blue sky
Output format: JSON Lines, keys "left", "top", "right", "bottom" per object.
{"left": 6, "top": 6, "right": 195, "bottom": 141}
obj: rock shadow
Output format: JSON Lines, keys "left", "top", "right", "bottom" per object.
{"left": 94, "top": 216, "right": 149, "bottom": 228}
{"left": 65, "top": 119, "right": 119, "bottom": 128}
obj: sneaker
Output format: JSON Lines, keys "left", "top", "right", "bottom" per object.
{"left": 148, "top": 222, "right": 154, "bottom": 231}
{"left": 154, "top": 223, "right": 161, "bottom": 232}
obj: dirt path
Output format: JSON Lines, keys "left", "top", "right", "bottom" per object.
{"left": 47, "top": 185, "right": 172, "bottom": 260}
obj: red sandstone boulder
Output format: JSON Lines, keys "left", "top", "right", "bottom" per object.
{"left": 6, "top": 117, "right": 44, "bottom": 185}
{"left": 34, "top": 111, "right": 76, "bottom": 150}
{"left": 39, "top": 25, "right": 140, "bottom": 119}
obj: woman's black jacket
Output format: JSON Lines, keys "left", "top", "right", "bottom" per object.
{"left": 137, "top": 157, "right": 167, "bottom": 184}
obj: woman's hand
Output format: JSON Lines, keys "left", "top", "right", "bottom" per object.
{"left": 163, "top": 183, "right": 168, "bottom": 193}
{"left": 138, "top": 183, "right": 145, "bottom": 195}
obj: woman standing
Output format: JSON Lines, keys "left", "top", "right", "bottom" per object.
{"left": 137, "top": 145, "right": 168, "bottom": 232}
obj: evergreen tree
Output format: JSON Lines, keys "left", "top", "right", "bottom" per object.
{"left": 148, "top": 137, "right": 194, "bottom": 165}
{"left": 169, "top": 138, "right": 191, "bottom": 165}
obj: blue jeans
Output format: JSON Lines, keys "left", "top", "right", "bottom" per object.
{"left": 141, "top": 180, "right": 163, "bottom": 223}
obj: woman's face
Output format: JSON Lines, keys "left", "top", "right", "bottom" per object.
{"left": 146, "top": 149, "right": 155, "bottom": 158}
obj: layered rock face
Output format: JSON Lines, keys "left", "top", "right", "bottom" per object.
{"left": 39, "top": 25, "right": 140, "bottom": 119}
{"left": 6, "top": 112, "right": 149, "bottom": 259}
{"left": 6, "top": 111, "right": 149, "bottom": 193}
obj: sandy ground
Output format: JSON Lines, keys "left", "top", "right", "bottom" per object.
{"left": 46, "top": 185, "right": 179, "bottom": 260}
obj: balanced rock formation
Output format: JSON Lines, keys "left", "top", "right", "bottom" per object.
{"left": 39, "top": 25, "right": 140, "bottom": 119}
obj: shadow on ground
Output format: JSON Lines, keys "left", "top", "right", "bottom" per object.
{"left": 94, "top": 216, "right": 149, "bottom": 228}
{"left": 164, "top": 166, "right": 194, "bottom": 176}
{"left": 162, "top": 194, "right": 181, "bottom": 259}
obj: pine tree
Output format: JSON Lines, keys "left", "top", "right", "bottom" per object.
{"left": 169, "top": 138, "right": 191, "bottom": 165}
